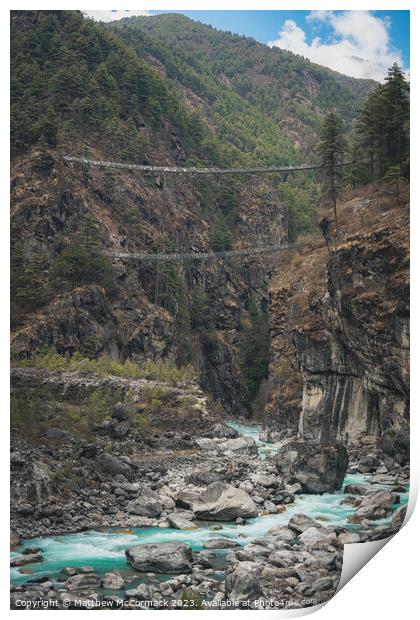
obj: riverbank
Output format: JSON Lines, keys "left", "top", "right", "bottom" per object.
{"left": 10, "top": 421, "right": 408, "bottom": 609}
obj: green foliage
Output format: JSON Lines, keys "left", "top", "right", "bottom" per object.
{"left": 10, "top": 10, "right": 223, "bottom": 163}
{"left": 10, "top": 384, "right": 116, "bottom": 443}
{"left": 113, "top": 12, "right": 373, "bottom": 163}
{"left": 31, "top": 148, "right": 55, "bottom": 174}
{"left": 238, "top": 300, "right": 270, "bottom": 402}
{"left": 382, "top": 164, "right": 405, "bottom": 198}
{"left": 190, "top": 288, "right": 214, "bottom": 332}
{"left": 211, "top": 214, "right": 234, "bottom": 251}
{"left": 13, "top": 349, "right": 197, "bottom": 384}
{"left": 11, "top": 237, "right": 50, "bottom": 320}
{"left": 50, "top": 213, "right": 116, "bottom": 294}
{"left": 317, "top": 112, "right": 347, "bottom": 231}
{"left": 278, "top": 179, "right": 318, "bottom": 242}
{"left": 356, "top": 63, "right": 409, "bottom": 178}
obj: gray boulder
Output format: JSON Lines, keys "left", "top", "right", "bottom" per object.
{"left": 193, "top": 482, "right": 258, "bottom": 521}
{"left": 65, "top": 573, "right": 102, "bottom": 590}
{"left": 288, "top": 513, "right": 321, "bottom": 533}
{"left": 210, "top": 423, "right": 239, "bottom": 439}
{"left": 167, "top": 514, "right": 197, "bottom": 530}
{"left": 350, "top": 490, "right": 398, "bottom": 522}
{"left": 10, "top": 553, "right": 43, "bottom": 567}
{"left": 225, "top": 562, "right": 263, "bottom": 606}
{"left": 102, "top": 570, "right": 125, "bottom": 589}
{"left": 391, "top": 504, "right": 407, "bottom": 529}
{"left": 126, "top": 489, "right": 163, "bottom": 517}
{"left": 220, "top": 436, "right": 259, "bottom": 456}
{"left": 203, "top": 538, "right": 240, "bottom": 549}
{"left": 275, "top": 441, "right": 348, "bottom": 493}
{"left": 126, "top": 542, "right": 193, "bottom": 573}
{"left": 357, "top": 455, "right": 379, "bottom": 473}
{"left": 298, "top": 527, "right": 337, "bottom": 547}
{"left": 175, "top": 489, "right": 200, "bottom": 510}
{"left": 97, "top": 453, "right": 132, "bottom": 479}
{"left": 112, "top": 402, "right": 129, "bottom": 421}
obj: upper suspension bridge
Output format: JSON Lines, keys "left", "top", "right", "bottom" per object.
{"left": 63, "top": 155, "right": 330, "bottom": 176}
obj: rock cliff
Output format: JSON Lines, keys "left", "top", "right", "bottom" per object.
{"left": 266, "top": 184, "right": 409, "bottom": 464}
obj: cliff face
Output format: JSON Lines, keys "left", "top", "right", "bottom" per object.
{"left": 11, "top": 149, "right": 287, "bottom": 416}
{"left": 267, "top": 185, "right": 409, "bottom": 463}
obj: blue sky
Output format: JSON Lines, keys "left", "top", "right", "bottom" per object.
{"left": 85, "top": 10, "right": 409, "bottom": 82}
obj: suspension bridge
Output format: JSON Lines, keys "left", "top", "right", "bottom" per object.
{"left": 63, "top": 155, "right": 328, "bottom": 176}
{"left": 63, "top": 154, "right": 337, "bottom": 262}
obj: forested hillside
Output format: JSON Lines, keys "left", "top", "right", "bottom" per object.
{"left": 10, "top": 10, "right": 383, "bottom": 415}
{"left": 110, "top": 13, "right": 376, "bottom": 154}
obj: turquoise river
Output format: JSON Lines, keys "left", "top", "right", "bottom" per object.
{"left": 11, "top": 422, "right": 408, "bottom": 586}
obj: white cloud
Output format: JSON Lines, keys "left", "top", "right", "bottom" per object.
{"left": 84, "top": 10, "right": 151, "bottom": 23}
{"left": 268, "top": 11, "right": 407, "bottom": 82}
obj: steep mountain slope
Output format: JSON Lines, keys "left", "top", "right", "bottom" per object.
{"left": 10, "top": 10, "right": 375, "bottom": 417}
{"left": 11, "top": 10, "right": 291, "bottom": 415}
{"left": 110, "top": 13, "right": 376, "bottom": 154}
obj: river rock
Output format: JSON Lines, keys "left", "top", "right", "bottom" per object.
{"left": 126, "top": 489, "right": 163, "bottom": 517}
{"left": 65, "top": 573, "right": 102, "bottom": 590}
{"left": 167, "top": 514, "right": 197, "bottom": 530}
{"left": 298, "top": 526, "right": 337, "bottom": 547}
{"left": 267, "top": 524, "right": 295, "bottom": 540}
{"left": 288, "top": 513, "right": 321, "bottom": 533}
{"left": 220, "top": 436, "right": 259, "bottom": 456}
{"left": 338, "top": 532, "right": 361, "bottom": 544}
{"left": 176, "top": 489, "right": 200, "bottom": 510}
{"left": 203, "top": 538, "right": 240, "bottom": 549}
{"left": 357, "top": 455, "right": 379, "bottom": 473}
{"left": 275, "top": 441, "right": 348, "bottom": 493}
{"left": 225, "top": 562, "right": 263, "bottom": 606}
{"left": 391, "top": 504, "right": 407, "bottom": 529}
{"left": 126, "top": 542, "right": 193, "bottom": 573}
{"left": 350, "top": 491, "right": 398, "bottom": 521}
{"left": 344, "top": 484, "right": 370, "bottom": 495}
{"left": 10, "top": 553, "right": 43, "bottom": 567}
{"left": 209, "top": 423, "right": 239, "bottom": 439}
{"left": 193, "top": 482, "right": 258, "bottom": 521}
{"left": 102, "top": 570, "right": 125, "bottom": 589}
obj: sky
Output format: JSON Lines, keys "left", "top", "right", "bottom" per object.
{"left": 84, "top": 10, "right": 410, "bottom": 82}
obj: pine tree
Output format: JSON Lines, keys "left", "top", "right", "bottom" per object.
{"left": 11, "top": 238, "right": 50, "bottom": 320}
{"left": 50, "top": 213, "right": 116, "bottom": 294}
{"left": 382, "top": 63, "right": 410, "bottom": 170}
{"left": 317, "top": 112, "right": 347, "bottom": 236}
{"left": 356, "top": 64, "right": 409, "bottom": 179}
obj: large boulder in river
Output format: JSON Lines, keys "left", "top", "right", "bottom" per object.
{"left": 196, "top": 436, "right": 258, "bottom": 456}
{"left": 126, "top": 489, "right": 163, "bottom": 517}
{"left": 274, "top": 441, "right": 348, "bottom": 494}
{"left": 193, "top": 482, "right": 258, "bottom": 521}
{"left": 225, "top": 562, "right": 264, "bottom": 606}
{"left": 220, "top": 436, "right": 259, "bottom": 456}
{"left": 349, "top": 490, "right": 399, "bottom": 522}
{"left": 208, "top": 422, "right": 239, "bottom": 439}
{"left": 125, "top": 542, "right": 193, "bottom": 573}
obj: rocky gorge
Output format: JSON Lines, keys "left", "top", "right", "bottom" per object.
{"left": 10, "top": 10, "right": 410, "bottom": 612}
{"left": 10, "top": 184, "right": 410, "bottom": 609}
